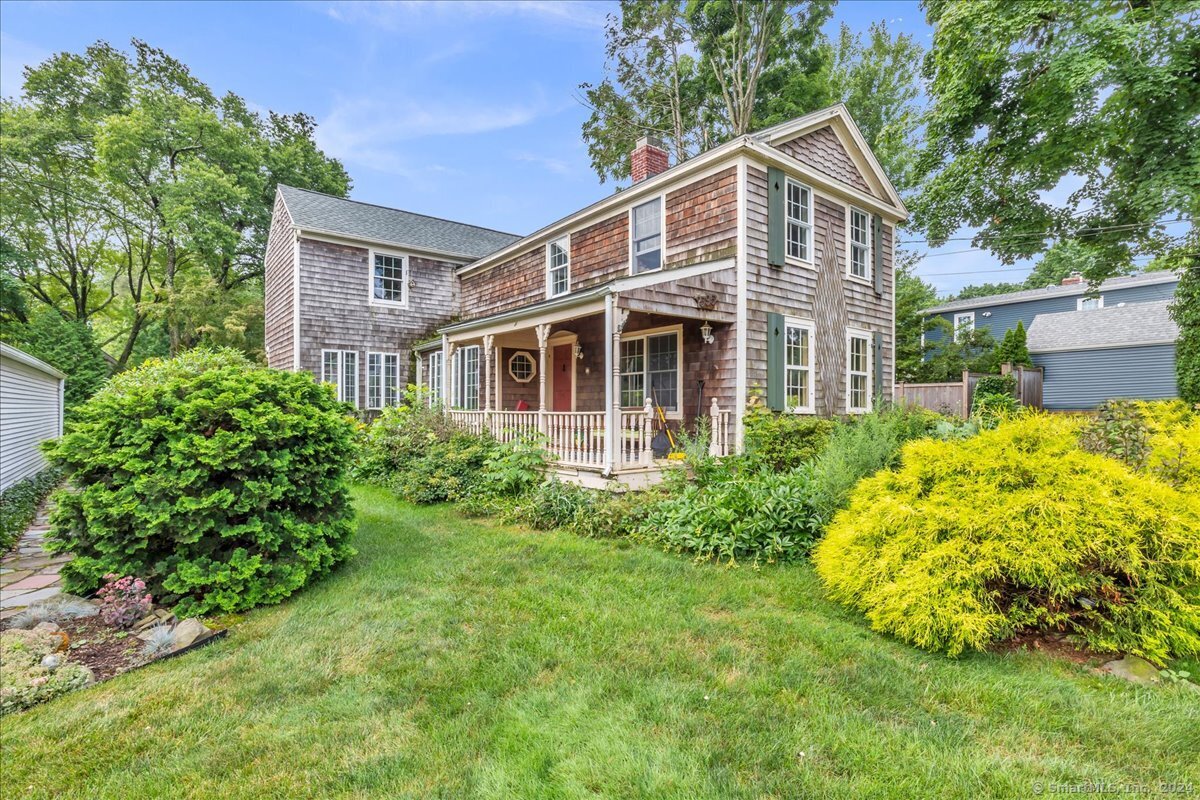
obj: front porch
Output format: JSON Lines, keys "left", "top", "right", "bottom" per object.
{"left": 418, "top": 274, "right": 738, "bottom": 481}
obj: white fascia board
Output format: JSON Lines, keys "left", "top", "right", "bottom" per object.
{"left": 295, "top": 227, "right": 477, "bottom": 265}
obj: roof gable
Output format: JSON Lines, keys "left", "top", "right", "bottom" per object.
{"left": 277, "top": 185, "right": 521, "bottom": 260}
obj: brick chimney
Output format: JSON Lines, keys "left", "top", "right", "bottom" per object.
{"left": 631, "top": 136, "right": 669, "bottom": 183}
{"left": 1061, "top": 271, "right": 1084, "bottom": 286}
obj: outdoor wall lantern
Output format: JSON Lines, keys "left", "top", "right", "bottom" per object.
{"left": 700, "top": 321, "right": 715, "bottom": 345}
{"left": 574, "top": 343, "right": 584, "bottom": 360}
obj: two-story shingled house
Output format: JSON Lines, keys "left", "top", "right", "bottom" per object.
{"left": 264, "top": 104, "right": 906, "bottom": 484}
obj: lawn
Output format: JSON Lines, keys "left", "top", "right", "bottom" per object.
{"left": 2, "top": 486, "right": 1196, "bottom": 799}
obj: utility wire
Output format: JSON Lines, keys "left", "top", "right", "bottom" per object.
{"left": 897, "top": 217, "right": 1192, "bottom": 246}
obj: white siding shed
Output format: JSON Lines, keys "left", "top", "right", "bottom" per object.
{"left": 1, "top": 343, "right": 66, "bottom": 491}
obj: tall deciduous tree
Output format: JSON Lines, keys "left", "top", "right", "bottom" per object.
{"left": 915, "top": 0, "right": 1199, "bottom": 281}
{"left": 580, "top": 0, "right": 832, "bottom": 183}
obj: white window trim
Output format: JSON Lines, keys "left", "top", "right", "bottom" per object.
{"left": 846, "top": 205, "right": 872, "bottom": 284}
{"left": 784, "top": 317, "right": 816, "bottom": 415}
{"left": 784, "top": 177, "right": 814, "bottom": 266}
{"left": 368, "top": 247, "right": 409, "bottom": 308}
{"left": 953, "top": 311, "right": 976, "bottom": 337}
{"left": 451, "top": 345, "right": 481, "bottom": 410}
{"left": 845, "top": 329, "right": 872, "bottom": 415}
{"left": 1077, "top": 295, "right": 1104, "bottom": 310}
{"left": 426, "top": 352, "right": 443, "bottom": 407}
{"left": 507, "top": 350, "right": 537, "bottom": 383}
{"left": 546, "top": 235, "right": 571, "bottom": 299}
{"left": 320, "top": 349, "right": 359, "bottom": 408}
{"left": 619, "top": 323, "right": 684, "bottom": 418}
{"left": 628, "top": 195, "right": 667, "bottom": 276}
{"left": 366, "top": 351, "right": 402, "bottom": 410}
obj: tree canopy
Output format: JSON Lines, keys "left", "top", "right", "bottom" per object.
{"left": 915, "top": 0, "right": 1199, "bottom": 283}
{"left": 0, "top": 39, "right": 350, "bottom": 368}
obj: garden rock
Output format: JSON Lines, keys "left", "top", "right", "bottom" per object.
{"left": 1099, "top": 655, "right": 1162, "bottom": 685}
{"left": 170, "top": 618, "right": 211, "bottom": 651}
{"left": 40, "top": 653, "right": 61, "bottom": 670}
{"left": 32, "top": 621, "right": 60, "bottom": 634}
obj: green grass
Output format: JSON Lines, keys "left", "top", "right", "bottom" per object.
{"left": 2, "top": 485, "right": 1197, "bottom": 798}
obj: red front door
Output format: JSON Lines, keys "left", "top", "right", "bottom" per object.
{"left": 552, "top": 344, "right": 573, "bottom": 411}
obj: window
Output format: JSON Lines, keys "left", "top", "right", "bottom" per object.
{"left": 953, "top": 312, "right": 975, "bottom": 339}
{"left": 508, "top": 351, "right": 536, "bottom": 383}
{"left": 1077, "top": 296, "right": 1104, "bottom": 311}
{"left": 321, "top": 349, "right": 358, "bottom": 407}
{"left": 372, "top": 251, "right": 406, "bottom": 305}
{"left": 846, "top": 331, "right": 871, "bottom": 413}
{"left": 547, "top": 237, "right": 570, "bottom": 297}
{"left": 367, "top": 352, "right": 401, "bottom": 409}
{"left": 451, "top": 345, "right": 480, "bottom": 410}
{"left": 427, "top": 352, "right": 443, "bottom": 406}
{"left": 785, "top": 178, "right": 812, "bottom": 261}
{"left": 631, "top": 198, "right": 662, "bottom": 273}
{"left": 784, "top": 319, "right": 815, "bottom": 413}
{"left": 849, "top": 207, "right": 871, "bottom": 280}
{"left": 620, "top": 329, "right": 680, "bottom": 413}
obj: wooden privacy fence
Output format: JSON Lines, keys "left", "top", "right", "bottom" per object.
{"left": 894, "top": 364, "right": 1043, "bottom": 419}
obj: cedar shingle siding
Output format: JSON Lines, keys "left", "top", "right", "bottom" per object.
{"left": 775, "top": 126, "right": 875, "bottom": 198}
{"left": 264, "top": 193, "right": 295, "bottom": 369}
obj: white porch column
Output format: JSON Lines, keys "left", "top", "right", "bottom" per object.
{"left": 536, "top": 323, "right": 550, "bottom": 437}
{"left": 482, "top": 334, "right": 495, "bottom": 415}
{"left": 607, "top": 301, "right": 629, "bottom": 472}
{"left": 440, "top": 335, "right": 452, "bottom": 409}
{"left": 709, "top": 397, "right": 722, "bottom": 457}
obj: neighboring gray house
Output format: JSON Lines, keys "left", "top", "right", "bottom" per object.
{"left": 1027, "top": 300, "right": 1179, "bottom": 410}
{"left": 0, "top": 343, "right": 65, "bottom": 491}
{"left": 924, "top": 271, "right": 1180, "bottom": 346}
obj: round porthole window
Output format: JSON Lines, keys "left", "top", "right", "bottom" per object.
{"left": 508, "top": 351, "right": 536, "bottom": 383}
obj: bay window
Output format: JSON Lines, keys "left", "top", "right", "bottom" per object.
{"left": 367, "top": 352, "right": 401, "bottom": 409}
{"left": 321, "top": 349, "right": 358, "bottom": 407}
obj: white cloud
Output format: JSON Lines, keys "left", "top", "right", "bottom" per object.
{"left": 510, "top": 150, "right": 573, "bottom": 176}
{"left": 325, "top": 0, "right": 610, "bottom": 31}
{"left": 0, "top": 33, "right": 49, "bottom": 100}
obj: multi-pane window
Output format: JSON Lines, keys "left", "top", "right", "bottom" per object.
{"left": 846, "top": 332, "right": 870, "bottom": 413}
{"left": 954, "top": 312, "right": 975, "bottom": 340}
{"left": 786, "top": 179, "right": 812, "bottom": 261}
{"left": 508, "top": 351, "right": 536, "bottom": 383}
{"left": 849, "top": 208, "right": 871, "bottom": 280}
{"left": 367, "top": 352, "right": 401, "bottom": 409}
{"left": 632, "top": 198, "right": 662, "bottom": 273}
{"left": 620, "top": 331, "right": 679, "bottom": 412}
{"left": 547, "top": 237, "right": 570, "bottom": 297}
{"left": 321, "top": 349, "right": 358, "bottom": 407}
{"left": 452, "top": 346, "right": 480, "bottom": 410}
{"left": 372, "top": 252, "right": 406, "bottom": 304}
{"left": 427, "top": 352, "right": 443, "bottom": 406}
{"left": 1078, "top": 296, "right": 1103, "bottom": 311}
{"left": 784, "top": 319, "right": 814, "bottom": 413}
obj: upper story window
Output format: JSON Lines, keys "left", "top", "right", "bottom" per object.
{"left": 620, "top": 329, "right": 680, "bottom": 413}
{"left": 1078, "top": 296, "right": 1104, "bottom": 311}
{"left": 547, "top": 237, "right": 570, "bottom": 297}
{"left": 321, "top": 349, "right": 358, "bottom": 407}
{"left": 784, "top": 318, "right": 815, "bottom": 414}
{"left": 372, "top": 251, "right": 407, "bottom": 305}
{"left": 631, "top": 197, "right": 662, "bottom": 273}
{"left": 849, "top": 207, "right": 871, "bottom": 281}
{"left": 846, "top": 331, "right": 871, "bottom": 414}
{"left": 786, "top": 178, "right": 812, "bottom": 261}
{"left": 953, "top": 311, "right": 975, "bottom": 339}
{"left": 367, "top": 352, "right": 401, "bottom": 409}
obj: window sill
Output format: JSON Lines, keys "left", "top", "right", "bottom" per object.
{"left": 845, "top": 274, "right": 873, "bottom": 287}
{"left": 784, "top": 257, "right": 816, "bottom": 269}
{"left": 369, "top": 298, "right": 408, "bottom": 310}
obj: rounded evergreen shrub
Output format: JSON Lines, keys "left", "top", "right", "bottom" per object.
{"left": 813, "top": 414, "right": 1200, "bottom": 662}
{"left": 45, "top": 348, "right": 357, "bottom": 616}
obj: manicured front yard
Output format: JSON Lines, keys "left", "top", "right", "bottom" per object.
{"left": 2, "top": 486, "right": 1195, "bottom": 798}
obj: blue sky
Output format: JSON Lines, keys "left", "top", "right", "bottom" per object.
{"left": 2, "top": 0, "right": 1045, "bottom": 296}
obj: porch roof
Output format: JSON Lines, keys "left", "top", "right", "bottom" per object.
{"left": 438, "top": 258, "right": 735, "bottom": 341}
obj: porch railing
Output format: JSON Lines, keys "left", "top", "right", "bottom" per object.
{"left": 443, "top": 399, "right": 731, "bottom": 471}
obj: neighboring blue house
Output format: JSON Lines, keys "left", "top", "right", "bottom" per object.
{"left": 922, "top": 271, "right": 1181, "bottom": 410}
{"left": 923, "top": 271, "right": 1179, "bottom": 346}
{"left": 1026, "top": 300, "right": 1179, "bottom": 410}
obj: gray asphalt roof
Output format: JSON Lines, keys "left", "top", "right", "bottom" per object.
{"left": 278, "top": 185, "right": 522, "bottom": 260}
{"left": 923, "top": 271, "right": 1180, "bottom": 314}
{"left": 1026, "top": 300, "right": 1179, "bottom": 353}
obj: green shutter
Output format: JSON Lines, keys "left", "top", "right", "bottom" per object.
{"left": 766, "top": 312, "right": 785, "bottom": 411}
{"left": 768, "top": 167, "right": 785, "bottom": 268}
{"left": 872, "top": 214, "right": 884, "bottom": 295}
{"left": 873, "top": 330, "right": 885, "bottom": 402}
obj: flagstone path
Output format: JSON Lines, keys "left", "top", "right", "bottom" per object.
{"left": 0, "top": 502, "right": 71, "bottom": 620}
